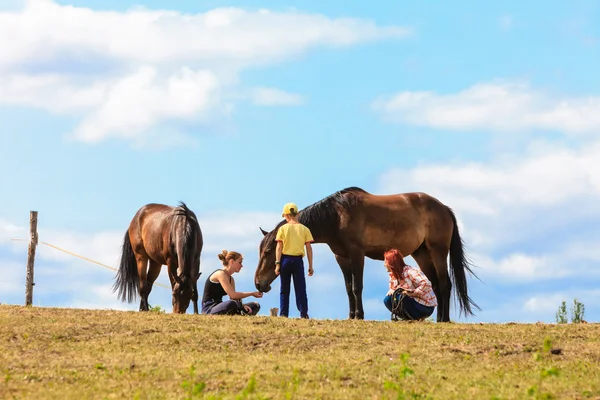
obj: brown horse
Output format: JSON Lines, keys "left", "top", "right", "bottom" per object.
{"left": 254, "top": 187, "right": 479, "bottom": 322}
{"left": 112, "top": 202, "right": 203, "bottom": 314}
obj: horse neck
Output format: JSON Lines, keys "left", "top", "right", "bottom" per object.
{"left": 298, "top": 219, "right": 328, "bottom": 244}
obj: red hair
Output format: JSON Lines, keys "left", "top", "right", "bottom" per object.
{"left": 384, "top": 249, "right": 407, "bottom": 282}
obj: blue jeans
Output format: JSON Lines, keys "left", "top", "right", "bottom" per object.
{"left": 202, "top": 299, "right": 260, "bottom": 315}
{"left": 279, "top": 255, "right": 308, "bottom": 318}
{"left": 384, "top": 293, "right": 434, "bottom": 320}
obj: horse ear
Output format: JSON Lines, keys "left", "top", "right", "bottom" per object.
{"left": 194, "top": 272, "right": 202, "bottom": 281}
{"left": 259, "top": 227, "right": 268, "bottom": 236}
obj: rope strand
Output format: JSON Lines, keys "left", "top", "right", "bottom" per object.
{"left": 10, "top": 238, "right": 170, "bottom": 289}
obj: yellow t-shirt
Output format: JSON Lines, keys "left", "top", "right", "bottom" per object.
{"left": 276, "top": 223, "right": 314, "bottom": 256}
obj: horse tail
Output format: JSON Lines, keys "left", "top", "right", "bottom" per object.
{"left": 445, "top": 206, "right": 481, "bottom": 317}
{"left": 112, "top": 230, "right": 139, "bottom": 303}
{"left": 172, "top": 202, "right": 202, "bottom": 283}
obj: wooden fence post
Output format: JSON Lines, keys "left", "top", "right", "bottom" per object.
{"left": 25, "top": 211, "right": 38, "bottom": 306}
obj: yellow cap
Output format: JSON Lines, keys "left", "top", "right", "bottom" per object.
{"left": 282, "top": 202, "right": 298, "bottom": 217}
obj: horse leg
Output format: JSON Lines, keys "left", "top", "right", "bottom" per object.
{"left": 427, "top": 244, "right": 452, "bottom": 322}
{"left": 145, "top": 260, "right": 162, "bottom": 310}
{"left": 411, "top": 245, "right": 440, "bottom": 320}
{"left": 350, "top": 254, "right": 366, "bottom": 320}
{"left": 192, "top": 279, "right": 199, "bottom": 315}
{"left": 166, "top": 258, "right": 181, "bottom": 313}
{"left": 136, "top": 255, "right": 150, "bottom": 311}
{"left": 334, "top": 255, "right": 356, "bottom": 319}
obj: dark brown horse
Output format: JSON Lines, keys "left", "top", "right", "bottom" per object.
{"left": 112, "top": 202, "right": 203, "bottom": 314}
{"left": 254, "top": 187, "right": 479, "bottom": 322}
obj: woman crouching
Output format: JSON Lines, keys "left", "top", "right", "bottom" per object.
{"left": 383, "top": 249, "right": 437, "bottom": 321}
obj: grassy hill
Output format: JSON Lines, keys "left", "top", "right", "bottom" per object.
{"left": 1, "top": 305, "right": 599, "bottom": 399}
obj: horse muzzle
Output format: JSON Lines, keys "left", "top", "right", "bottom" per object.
{"left": 256, "top": 281, "right": 271, "bottom": 293}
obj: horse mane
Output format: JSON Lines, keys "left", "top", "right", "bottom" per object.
{"left": 265, "top": 187, "right": 367, "bottom": 242}
{"left": 299, "top": 187, "right": 366, "bottom": 237}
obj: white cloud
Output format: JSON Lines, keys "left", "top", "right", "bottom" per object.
{"left": 0, "top": 1, "right": 411, "bottom": 71}
{"left": 251, "top": 87, "right": 305, "bottom": 106}
{"left": 0, "top": 73, "right": 106, "bottom": 113}
{"left": 71, "top": 284, "right": 133, "bottom": 310}
{"left": 384, "top": 143, "right": 600, "bottom": 209}
{"left": 0, "top": 0, "right": 410, "bottom": 146}
{"left": 38, "top": 231, "right": 123, "bottom": 267}
{"left": 0, "top": 66, "right": 223, "bottom": 147}
{"left": 69, "top": 66, "right": 222, "bottom": 144}
{"left": 198, "top": 211, "right": 280, "bottom": 255}
{"left": 373, "top": 81, "right": 600, "bottom": 135}
{"left": 0, "top": 260, "right": 24, "bottom": 300}
{"left": 0, "top": 219, "right": 27, "bottom": 243}
{"left": 473, "top": 252, "right": 568, "bottom": 281}
{"left": 500, "top": 15, "right": 513, "bottom": 30}
{"left": 523, "top": 293, "right": 567, "bottom": 313}
{"left": 522, "top": 290, "right": 600, "bottom": 319}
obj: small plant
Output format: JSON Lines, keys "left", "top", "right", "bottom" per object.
{"left": 236, "top": 375, "right": 257, "bottom": 400}
{"left": 149, "top": 304, "right": 165, "bottom": 313}
{"left": 384, "top": 353, "right": 431, "bottom": 399}
{"left": 555, "top": 301, "right": 567, "bottom": 324}
{"left": 181, "top": 363, "right": 206, "bottom": 400}
{"left": 570, "top": 299, "right": 585, "bottom": 323}
{"left": 283, "top": 369, "right": 300, "bottom": 400}
{"left": 555, "top": 299, "right": 586, "bottom": 323}
{"left": 148, "top": 304, "right": 165, "bottom": 313}
{"left": 527, "top": 337, "right": 560, "bottom": 399}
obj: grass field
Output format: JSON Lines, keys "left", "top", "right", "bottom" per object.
{"left": 1, "top": 305, "right": 599, "bottom": 399}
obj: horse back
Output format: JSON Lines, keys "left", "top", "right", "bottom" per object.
{"left": 343, "top": 191, "right": 453, "bottom": 257}
{"left": 129, "top": 203, "right": 178, "bottom": 265}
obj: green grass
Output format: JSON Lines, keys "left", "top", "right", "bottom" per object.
{"left": 1, "top": 305, "right": 599, "bottom": 399}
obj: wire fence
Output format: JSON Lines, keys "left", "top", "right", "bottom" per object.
{"left": 10, "top": 238, "right": 170, "bottom": 290}
{"left": 5, "top": 237, "right": 172, "bottom": 309}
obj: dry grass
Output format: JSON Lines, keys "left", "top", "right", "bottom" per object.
{"left": 1, "top": 305, "right": 600, "bottom": 399}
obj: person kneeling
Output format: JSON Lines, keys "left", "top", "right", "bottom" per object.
{"left": 383, "top": 249, "right": 437, "bottom": 321}
{"left": 201, "top": 250, "right": 263, "bottom": 315}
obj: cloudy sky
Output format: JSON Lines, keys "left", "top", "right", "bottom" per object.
{"left": 2, "top": 0, "right": 599, "bottom": 322}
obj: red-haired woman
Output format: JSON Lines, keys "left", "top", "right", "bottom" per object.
{"left": 383, "top": 249, "right": 437, "bottom": 320}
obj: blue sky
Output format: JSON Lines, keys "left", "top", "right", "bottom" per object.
{"left": 1, "top": 0, "right": 600, "bottom": 322}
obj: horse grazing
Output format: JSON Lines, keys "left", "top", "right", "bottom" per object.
{"left": 254, "top": 187, "right": 479, "bottom": 322}
{"left": 113, "top": 202, "right": 203, "bottom": 314}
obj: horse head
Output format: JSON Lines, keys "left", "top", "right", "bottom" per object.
{"left": 254, "top": 227, "right": 278, "bottom": 293}
{"left": 171, "top": 272, "right": 200, "bottom": 314}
